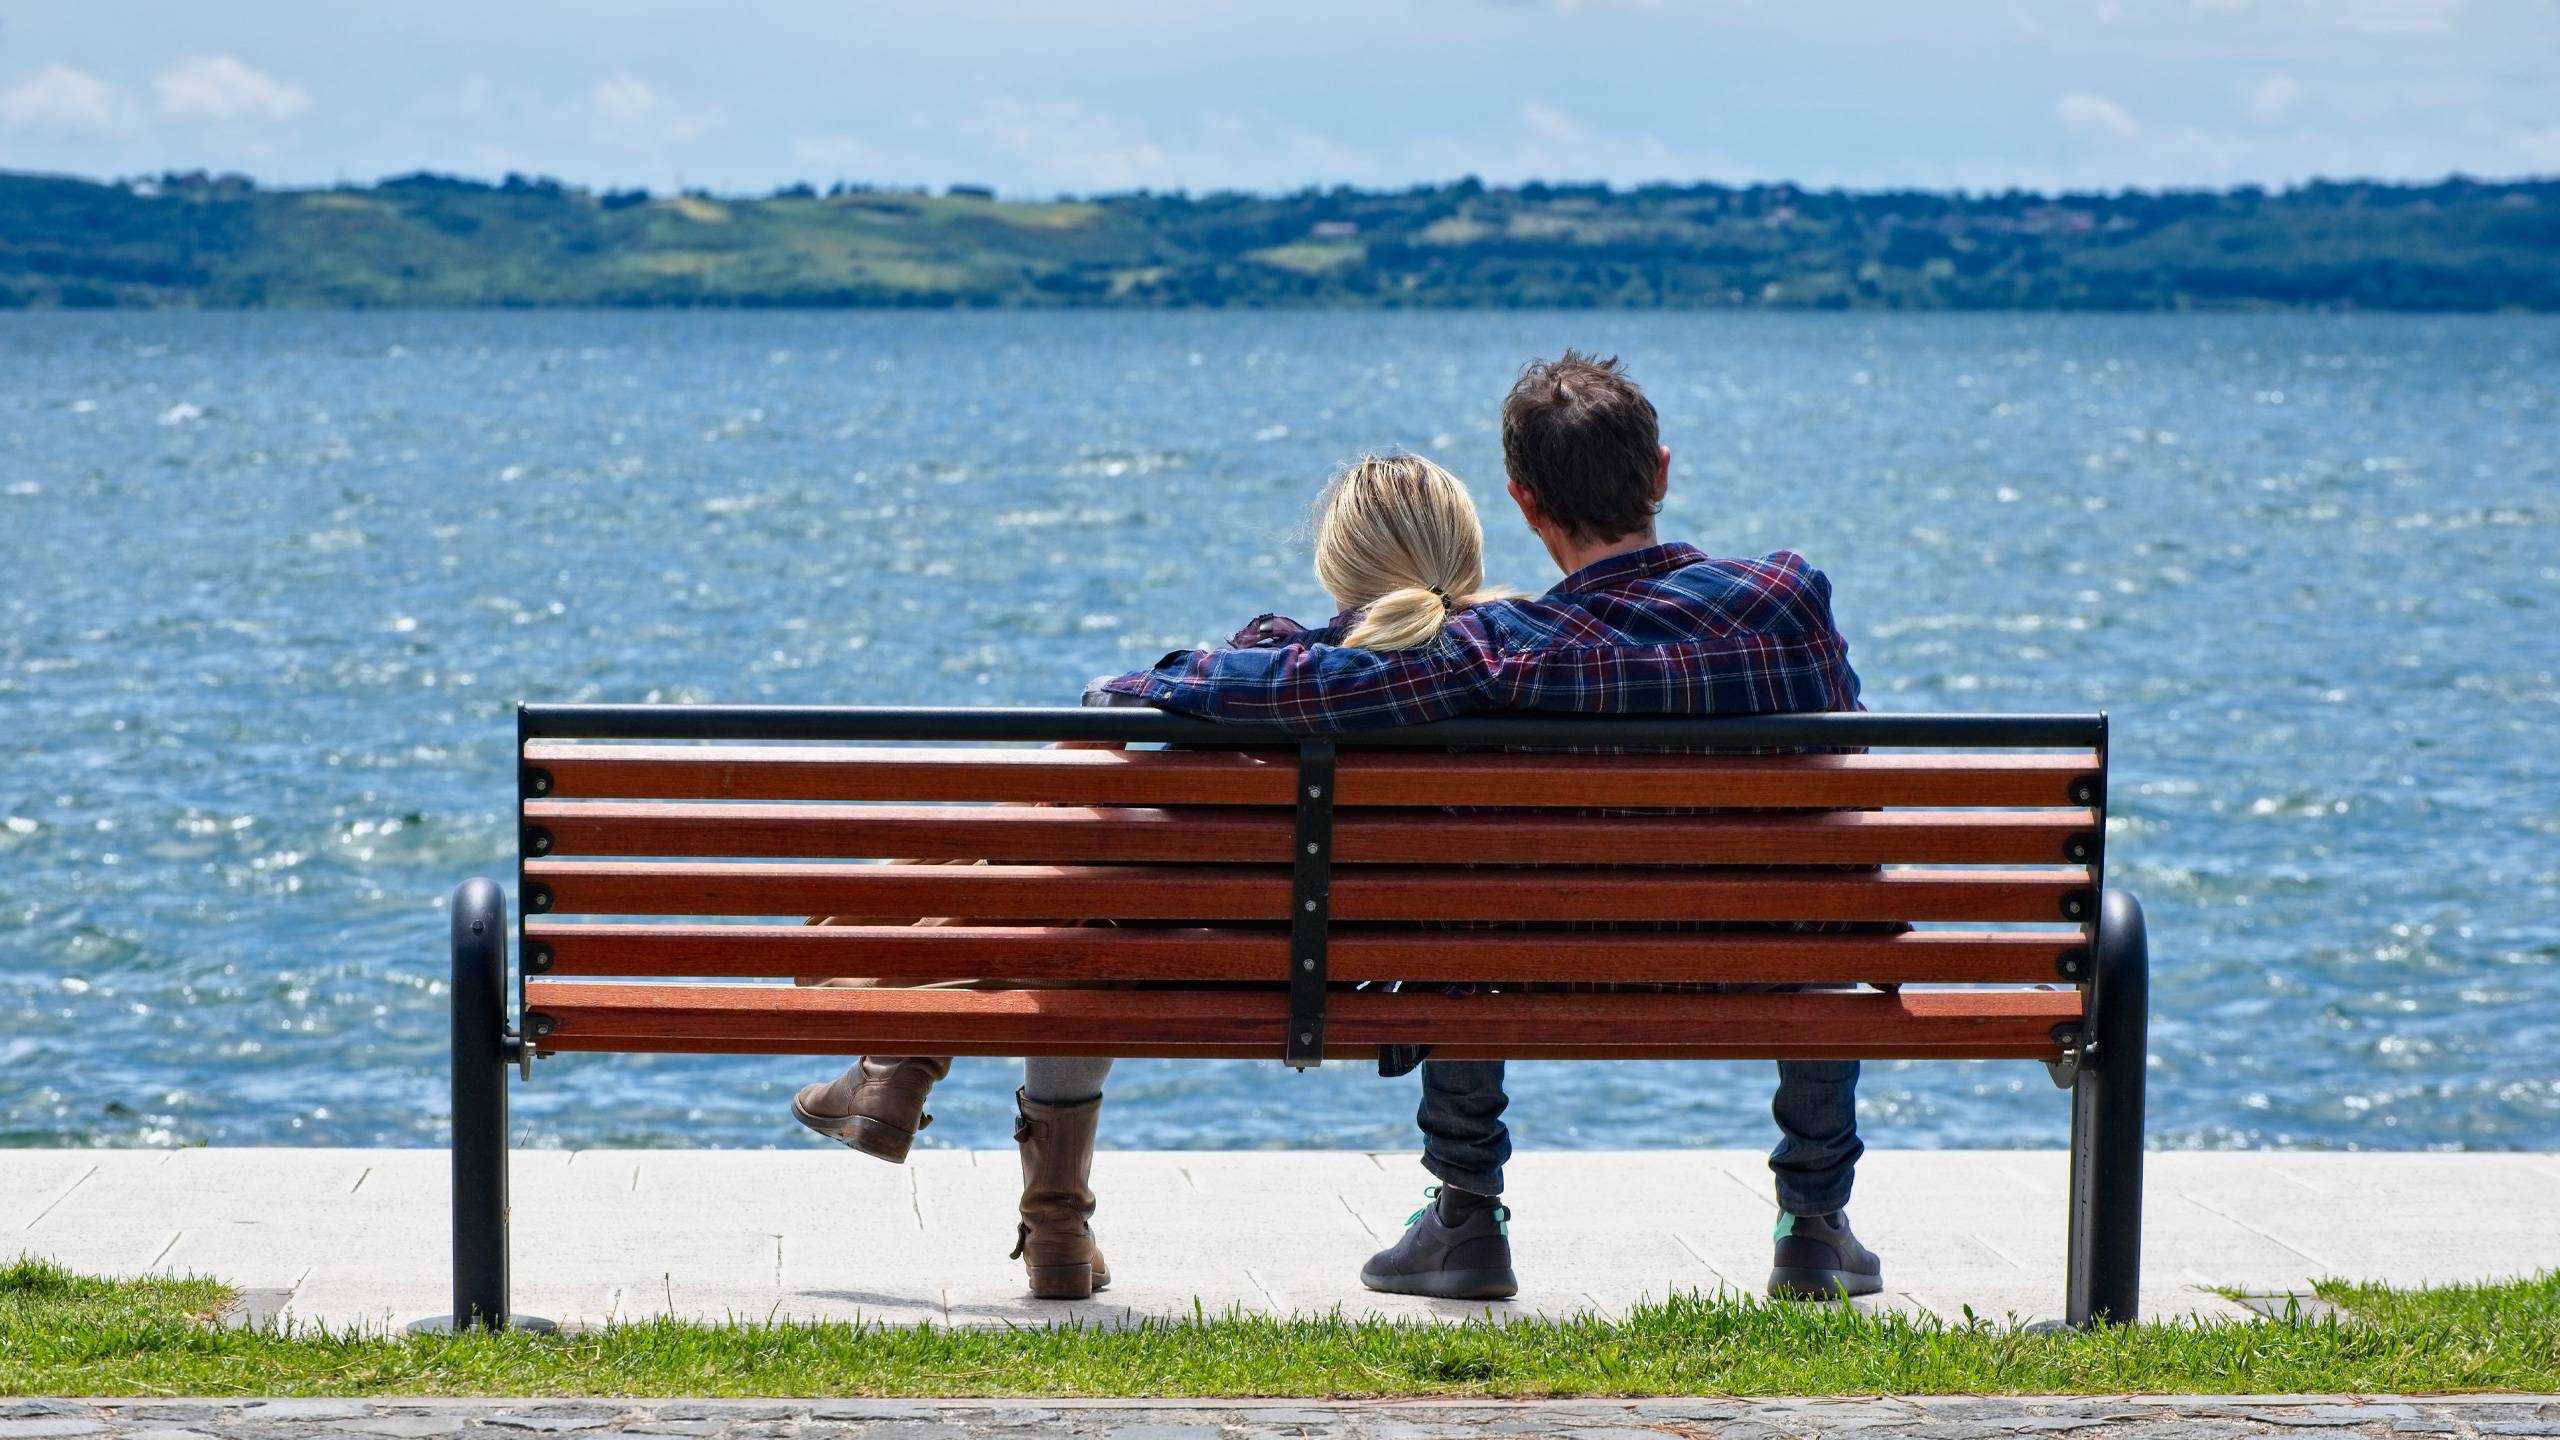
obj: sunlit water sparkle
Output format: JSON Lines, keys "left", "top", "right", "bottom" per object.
{"left": 2, "top": 310, "right": 2553, "bottom": 1154}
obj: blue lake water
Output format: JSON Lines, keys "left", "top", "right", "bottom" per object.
{"left": 1, "top": 310, "right": 2554, "bottom": 1155}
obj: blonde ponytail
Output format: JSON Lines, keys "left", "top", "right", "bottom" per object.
{"left": 1316, "top": 453, "right": 1515, "bottom": 651}
{"left": 1346, "top": 586, "right": 1456, "bottom": 650}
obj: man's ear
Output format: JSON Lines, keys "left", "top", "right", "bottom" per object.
{"left": 1652, "top": 445, "right": 1671, "bottom": 507}
{"left": 1507, "top": 478, "right": 1546, "bottom": 531}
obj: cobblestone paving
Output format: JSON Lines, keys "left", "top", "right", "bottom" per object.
{"left": 8, "top": 1396, "right": 2559, "bottom": 1440}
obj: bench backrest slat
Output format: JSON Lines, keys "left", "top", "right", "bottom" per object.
{"left": 526, "top": 859, "right": 2088, "bottom": 924}
{"left": 529, "top": 923, "right": 2082, "bottom": 985}
{"left": 526, "top": 802, "right": 2096, "bottom": 866}
{"left": 524, "top": 743, "right": 2096, "bottom": 808}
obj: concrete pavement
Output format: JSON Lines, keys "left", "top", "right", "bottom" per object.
{"left": 8, "top": 1148, "right": 2558, "bottom": 1332}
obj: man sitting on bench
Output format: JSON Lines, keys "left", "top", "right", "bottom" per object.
{"left": 1096, "top": 352, "right": 1887, "bottom": 1303}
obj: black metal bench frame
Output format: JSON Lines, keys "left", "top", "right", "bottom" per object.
{"left": 446, "top": 704, "right": 2148, "bottom": 1330}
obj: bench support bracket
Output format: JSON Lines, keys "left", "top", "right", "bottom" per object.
{"left": 2043, "top": 1024, "right": 2088, "bottom": 1089}
{"left": 1285, "top": 741, "right": 1337, "bottom": 1069}
{"left": 2064, "top": 887, "right": 2148, "bottom": 1328}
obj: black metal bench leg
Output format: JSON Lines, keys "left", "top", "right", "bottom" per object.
{"left": 450, "top": 875, "right": 513, "bottom": 1331}
{"left": 2066, "top": 888, "right": 2150, "bottom": 1327}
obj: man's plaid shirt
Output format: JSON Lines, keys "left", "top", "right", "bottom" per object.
{"left": 1097, "top": 543, "right": 1862, "bottom": 726}
{"left": 1097, "top": 542, "right": 1885, "bottom": 1070}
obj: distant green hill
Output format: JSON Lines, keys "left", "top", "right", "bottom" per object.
{"left": 5, "top": 168, "right": 2556, "bottom": 311}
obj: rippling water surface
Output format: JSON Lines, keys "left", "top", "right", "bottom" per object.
{"left": 2, "top": 310, "right": 2554, "bottom": 1154}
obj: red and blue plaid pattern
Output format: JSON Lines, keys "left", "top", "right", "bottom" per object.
{"left": 1097, "top": 543, "right": 1863, "bottom": 729}
{"left": 1100, "top": 543, "right": 1885, "bottom": 1065}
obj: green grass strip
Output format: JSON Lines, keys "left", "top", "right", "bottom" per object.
{"left": 5, "top": 1256, "right": 2554, "bottom": 1398}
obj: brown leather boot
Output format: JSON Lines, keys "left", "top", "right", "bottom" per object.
{"left": 791, "top": 1056, "right": 952, "bottom": 1163}
{"left": 1009, "top": 1088, "right": 1111, "bottom": 1299}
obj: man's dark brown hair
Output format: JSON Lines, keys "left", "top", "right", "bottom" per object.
{"left": 1499, "top": 350, "right": 1661, "bottom": 544}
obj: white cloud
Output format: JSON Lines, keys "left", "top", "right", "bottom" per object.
{"left": 793, "top": 134, "right": 890, "bottom": 174}
{"left": 2245, "top": 74, "right": 2303, "bottom": 126}
{"left": 0, "top": 64, "right": 115, "bottom": 134}
{"left": 2335, "top": 0, "right": 2462, "bottom": 35}
{"left": 591, "top": 75, "right": 711, "bottom": 146}
{"left": 155, "top": 55, "right": 308, "bottom": 121}
{"left": 969, "top": 100, "right": 1170, "bottom": 192}
{"left": 1518, "top": 101, "right": 1588, "bottom": 144}
{"left": 2056, "top": 91, "right": 2140, "bottom": 140}
{"left": 593, "top": 76, "right": 657, "bottom": 127}
{"left": 939, "top": 96, "right": 1753, "bottom": 196}
{"left": 1490, "top": 101, "right": 1718, "bottom": 181}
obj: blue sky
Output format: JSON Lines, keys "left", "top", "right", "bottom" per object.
{"left": 2, "top": 0, "right": 2553, "bottom": 196}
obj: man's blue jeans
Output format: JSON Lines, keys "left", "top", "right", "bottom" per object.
{"left": 1416, "top": 1059, "right": 1864, "bottom": 1215}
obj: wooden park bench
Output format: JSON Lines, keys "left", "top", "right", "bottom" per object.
{"left": 446, "top": 703, "right": 2148, "bottom": 1329}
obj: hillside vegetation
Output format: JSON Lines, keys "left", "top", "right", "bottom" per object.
{"left": 5, "top": 168, "right": 2556, "bottom": 310}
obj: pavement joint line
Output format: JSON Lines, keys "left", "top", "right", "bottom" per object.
{"left": 2269, "top": 1164, "right": 2329, "bottom": 1197}
{"left": 2173, "top": 1191, "right": 2332, "bottom": 1270}
{"left": 1244, "top": 1266, "right": 1283, "bottom": 1312}
{"left": 1711, "top": 1163, "right": 1775, "bottom": 1208}
{"left": 144, "top": 1230, "right": 182, "bottom": 1273}
{"left": 22, "top": 1164, "right": 98, "bottom": 1231}
{"left": 1338, "top": 1193, "right": 1379, "bottom": 1240}
{"left": 350, "top": 1168, "right": 371, "bottom": 1196}
{"left": 1994, "top": 1163, "right": 2056, "bottom": 1197}
{"left": 1968, "top": 1230, "right": 2028, "bottom": 1269}
{"left": 906, "top": 1166, "right": 926, "bottom": 1233}
{"left": 1668, "top": 1231, "right": 1738, "bottom": 1289}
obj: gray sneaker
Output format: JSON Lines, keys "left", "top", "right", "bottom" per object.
{"left": 1359, "top": 1186, "right": 1519, "bottom": 1300}
{"left": 1767, "top": 1210, "right": 1884, "bottom": 1298}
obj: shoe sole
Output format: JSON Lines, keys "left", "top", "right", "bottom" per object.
{"left": 1767, "top": 1266, "right": 1885, "bottom": 1299}
{"left": 790, "top": 1099, "right": 914, "bottom": 1164}
{"left": 1359, "top": 1266, "right": 1519, "bottom": 1301}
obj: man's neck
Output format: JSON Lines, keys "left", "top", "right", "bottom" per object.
{"left": 1547, "top": 527, "right": 1662, "bottom": 582}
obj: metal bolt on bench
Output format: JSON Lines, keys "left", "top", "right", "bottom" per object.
{"left": 444, "top": 704, "right": 2148, "bottom": 1331}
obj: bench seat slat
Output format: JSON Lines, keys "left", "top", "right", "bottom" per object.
{"left": 522, "top": 981, "right": 2080, "bottom": 1060}
{"left": 526, "top": 921, "right": 2081, "bottom": 984}
{"left": 525, "top": 860, "right": 2090, "bottom": 923}
{"left": 524, "top": 744, "right": 2098, "bottom": 809}
{"left": 525, "top": 802, "right": 2097, "bottom": 866}
{"left": 572, "top": 1037, "right": 2018, "bottom": 1062}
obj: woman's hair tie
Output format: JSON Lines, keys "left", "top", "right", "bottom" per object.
{"left": 1427, "top": 584, "right": 1456, "bottom": 613}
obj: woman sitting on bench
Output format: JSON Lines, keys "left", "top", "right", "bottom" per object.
{"left": 787, "top": 451, "right": 1518, "bottom": 1301}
